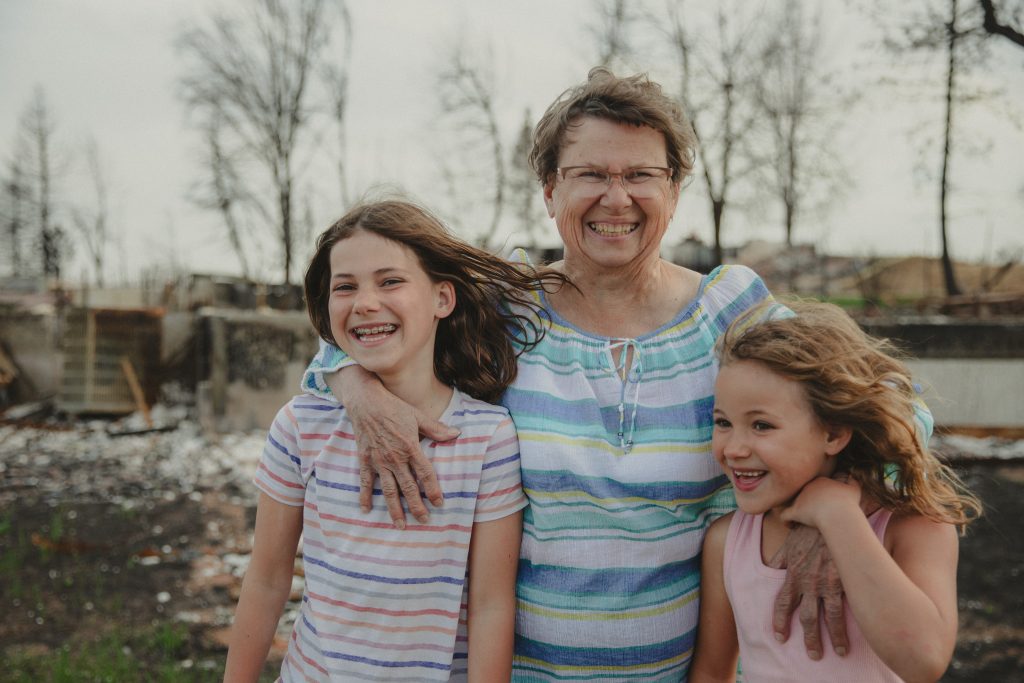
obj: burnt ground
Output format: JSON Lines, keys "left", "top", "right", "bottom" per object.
{"left": 0, "top": 419, "right": 1022, "bottom": 681}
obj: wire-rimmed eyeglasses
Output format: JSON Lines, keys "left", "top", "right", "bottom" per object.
{"left": 556, "top": 166, "right": 673, "bottom": 197}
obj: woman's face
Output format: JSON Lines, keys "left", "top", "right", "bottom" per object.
{"left": 543, "top": 117, "right": 680, "bottom": 273}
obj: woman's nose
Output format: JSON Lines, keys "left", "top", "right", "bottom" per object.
{"left": 600, "top": 176, "right": 634, "bottom": 208}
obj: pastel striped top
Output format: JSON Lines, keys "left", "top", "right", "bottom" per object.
{"left": 254, "top": 388, "right": 527, "bottom": 681}
{"left": 305, "top": 262, "right": 773, "bottom": 681}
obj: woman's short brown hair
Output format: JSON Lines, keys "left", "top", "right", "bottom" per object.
{"left": 529, "top": 66, "right": 697, "bottom": 186}
{"left": 303, "top": 198, "right": 565, "bottom": 403}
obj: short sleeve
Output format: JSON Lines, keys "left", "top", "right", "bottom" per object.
{"left": 253, "top": 400, "right": 307, "bottom": 506}
{"left": 300, "top": 337, "right": 357, "bottom": 399}
{"left": 473, "top": 415, "right": 528, "bottom": 524}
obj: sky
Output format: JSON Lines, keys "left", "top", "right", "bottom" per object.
{"left": 1, "top": 0, "right": 1022, "bottom": 285}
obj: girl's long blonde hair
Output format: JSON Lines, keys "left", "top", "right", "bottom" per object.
{"left": 718, "top": 301, "right": 981, "bottom": 530}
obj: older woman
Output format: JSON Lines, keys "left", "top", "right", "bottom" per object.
{"left": 303, "top": 68, "right": 846, "bottom": 680}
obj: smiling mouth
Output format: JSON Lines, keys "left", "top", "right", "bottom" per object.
{"left": 588, "top": 222, "right": 638, "bottom": 236}
{"left": 731, "top": 468, "right": 766, "bottom": 491}
{"left": 351, "top": 323, "right": 397, "bottom": 342}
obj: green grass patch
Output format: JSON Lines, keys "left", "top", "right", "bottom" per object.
{"left": 2, "top": 623, "right": 224, "bottom": 683}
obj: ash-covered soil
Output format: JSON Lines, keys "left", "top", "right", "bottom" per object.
{"left": 1, "top": 415, "right": 1022, "bottom": 680}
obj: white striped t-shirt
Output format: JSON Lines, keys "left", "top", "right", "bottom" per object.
{"left": 254, "top": 388, "right": 527, "bottom": 681}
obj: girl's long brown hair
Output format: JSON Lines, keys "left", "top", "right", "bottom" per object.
{"left": 718, "top": 301, "right": 981, "bottom": 530}
{"left": 304, "top": 199, "right": 566, "bottom": 403}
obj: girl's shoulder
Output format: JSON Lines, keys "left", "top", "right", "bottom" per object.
{"left": 448, "top": 389, "right": 513, "bottom": 426}
{"left": 882, "top": 509, "right": 959, "bottom": 556}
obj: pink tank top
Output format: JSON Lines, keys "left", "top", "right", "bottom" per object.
{"left": 723, "top": 508, "right": 903, "bottom": 682}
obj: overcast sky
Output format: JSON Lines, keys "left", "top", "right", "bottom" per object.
{"left": 1, "top": 0, "right": 1022, "bottom": 284}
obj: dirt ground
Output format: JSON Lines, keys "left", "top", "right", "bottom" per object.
{"left": 1, "top": 420, "right": 1022, "bottom": 680}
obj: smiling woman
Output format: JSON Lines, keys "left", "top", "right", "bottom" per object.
{"left": 300, "top": 68, "right": 887, "bottom": 681}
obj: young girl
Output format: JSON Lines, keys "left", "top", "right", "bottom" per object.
{"left": 223, "top": 199, "right": 563, "bottom": 682}
{"left": 690, "top": 301, "right": 981, "bottom": 683}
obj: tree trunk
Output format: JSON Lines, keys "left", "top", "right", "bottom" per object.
{"left": 939, "top": 0, "right": 963, "bottom": 296}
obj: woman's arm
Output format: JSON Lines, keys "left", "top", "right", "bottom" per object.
{"left": 689, "top": 515, "right": 739, "bottom": 683}
{"left": 324, "top": 364, "right": 457, "bottom": 527}
{"left": 466, "top": 510, "right": 522, "bottom": 682}
{"left": 782, "top": 478, "right": 959, "bottom": 683}
{"left": 223, "top": 493, "right": 303, "bottom": 683}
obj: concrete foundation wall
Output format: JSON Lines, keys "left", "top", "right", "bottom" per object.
{"left": 195, "top": 309, "right": 320, "bottom": 433}
{"left": 0, "top": 309, "right": 61, "bottom": 400}
{"left": 908, "top": 359, "right": 1024, "bottom": 429}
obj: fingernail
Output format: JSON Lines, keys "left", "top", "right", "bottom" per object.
{"left": 417, "top": 514, "right": 430, "bottom": 524}
{"left": 809, "top": 650, "right": 821, "bottom": 660}
{"left": 394, "top": 520, "right": 405, "bottom": 530}
{"left": 774, "top": 633, "right": 784, "bottom": 643}
{"left": 835, "top": 647, "right": 847, "bottom": 657}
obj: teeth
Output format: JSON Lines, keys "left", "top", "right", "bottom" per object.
{"left": 353, "top": 324, "right": 396, "bottom": 336}
{"left": 589, "top": 222, "right": 637, "bottom": 235}
{"left": 733, "top": 470, "right": 765, "bottom": 479}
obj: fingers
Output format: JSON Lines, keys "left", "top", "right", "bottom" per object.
{"left": 418, "top": 417, "right": 460, "bottom": 443}
{"left": 395, "top": 467, "right": 431, "bottom": 524}
{"left": 772, "top": 580, "right": 797, "bottom": 642}
{"left": 823, "top": 592, "right": 849, "bottom": 656}
{"left": 411, "top": 456, "right": 444, "bottom": 508}
{"left": 378, "top": 471, "right": 407, "bottom": 530}
{"left": 798, "top": 595, "right": 822, "bottom": 660}
{"left": 358, "top": 463, "right": 376, "bottom": 514}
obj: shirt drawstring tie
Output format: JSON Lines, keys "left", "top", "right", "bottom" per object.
{"left": 607, "top": 338, "right": 643, "bottom": 454}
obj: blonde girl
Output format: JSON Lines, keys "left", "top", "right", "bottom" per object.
{"left": 690, "top": 301, "right": 980, "bottom": 683}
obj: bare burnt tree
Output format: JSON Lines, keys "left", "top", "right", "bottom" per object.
{"left": 662, "top": 0, "right": 766, "bottom": 267}
{"left": 322, "top": 0, "right": 354, "bottom": 209}
{"left": 11, "top": 87, "right": 68, "bottom": 279}
{"left": 979, "top": 0, "right": 1024, "bottom": 46}
{"left": 0, "top": 159, "right": 30, "bottom": 277}
{"left": 871, "top": 0, "right": 1001, "bottom": 296}
{"left": 436, "top": 40, "right": 505, "bottom": 248}
{"left": 507, "top": 109, "right": 546, "bottom": 250}
{"left": 755, "top": 0, "right": 851, "bottom": 252}
{"left": 70, "top": 137, "right": 111, "bottom": 286}
{"left": 178, "top": 0, "right": 349, "bottom": 284}
{"left": 189, "top": 111, "right": 259, "bottom": 281}
{"left": 591, "top": 0, "right": 636, "bottom": 69}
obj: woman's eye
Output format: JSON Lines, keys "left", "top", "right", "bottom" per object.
{"left": 381, "top": 278, "right": 403, "bottom": 287}
{"left": 713, "top": 418, "right": 731, "bottom": 429}
{"left": 332, "top": 283, "right": 354, "bottom": 293}
{"left": 752, "top": 421, "right": 774, "bottom": 431}
{"left": 626, "top": 170, "right": 653, "bottom": 181}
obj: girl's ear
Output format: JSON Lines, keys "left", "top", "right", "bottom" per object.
{"left": 824, "top": 425, "right": 853, "bottom": 457}
{"left": 434, "top": 281, "right": 456, "bottom": 319}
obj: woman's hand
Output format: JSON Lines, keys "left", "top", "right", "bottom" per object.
{"left": 327, "top": 366, "right": 459, "bottom": 528}
{"left": 768, "top": 522, "right": 848, "bottom": 661}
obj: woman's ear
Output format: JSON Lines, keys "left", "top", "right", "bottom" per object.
{"left": 542, "top": 181, "right": 556, "bottom": 218}
{"left": 824, "top": 425, "right": 853, "bottom": 457}
{"left": 434, "top": 281, "right": 456, "bottom": 319}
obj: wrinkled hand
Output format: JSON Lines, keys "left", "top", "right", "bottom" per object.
{"left": 768, "top": 522, "right": 848, "bottom": 660}
{"left": 334, "top": 369, "right": 458, "bottom": 528}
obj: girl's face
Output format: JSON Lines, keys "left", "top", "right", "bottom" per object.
{"left": 542, "top": 117, "right": 680, "bottom": 275}
{"left": 328, "top": 230, "right": 454, "bottom": 388}
{"left": 712, "top": 360, "right": 848, "bottom": 517}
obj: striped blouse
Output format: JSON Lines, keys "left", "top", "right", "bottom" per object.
{"left": 255, "top": 388, "right": 527, "bottom": 681}
{"left": 304, "top": 262, "right": 773, "bottom": 681}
